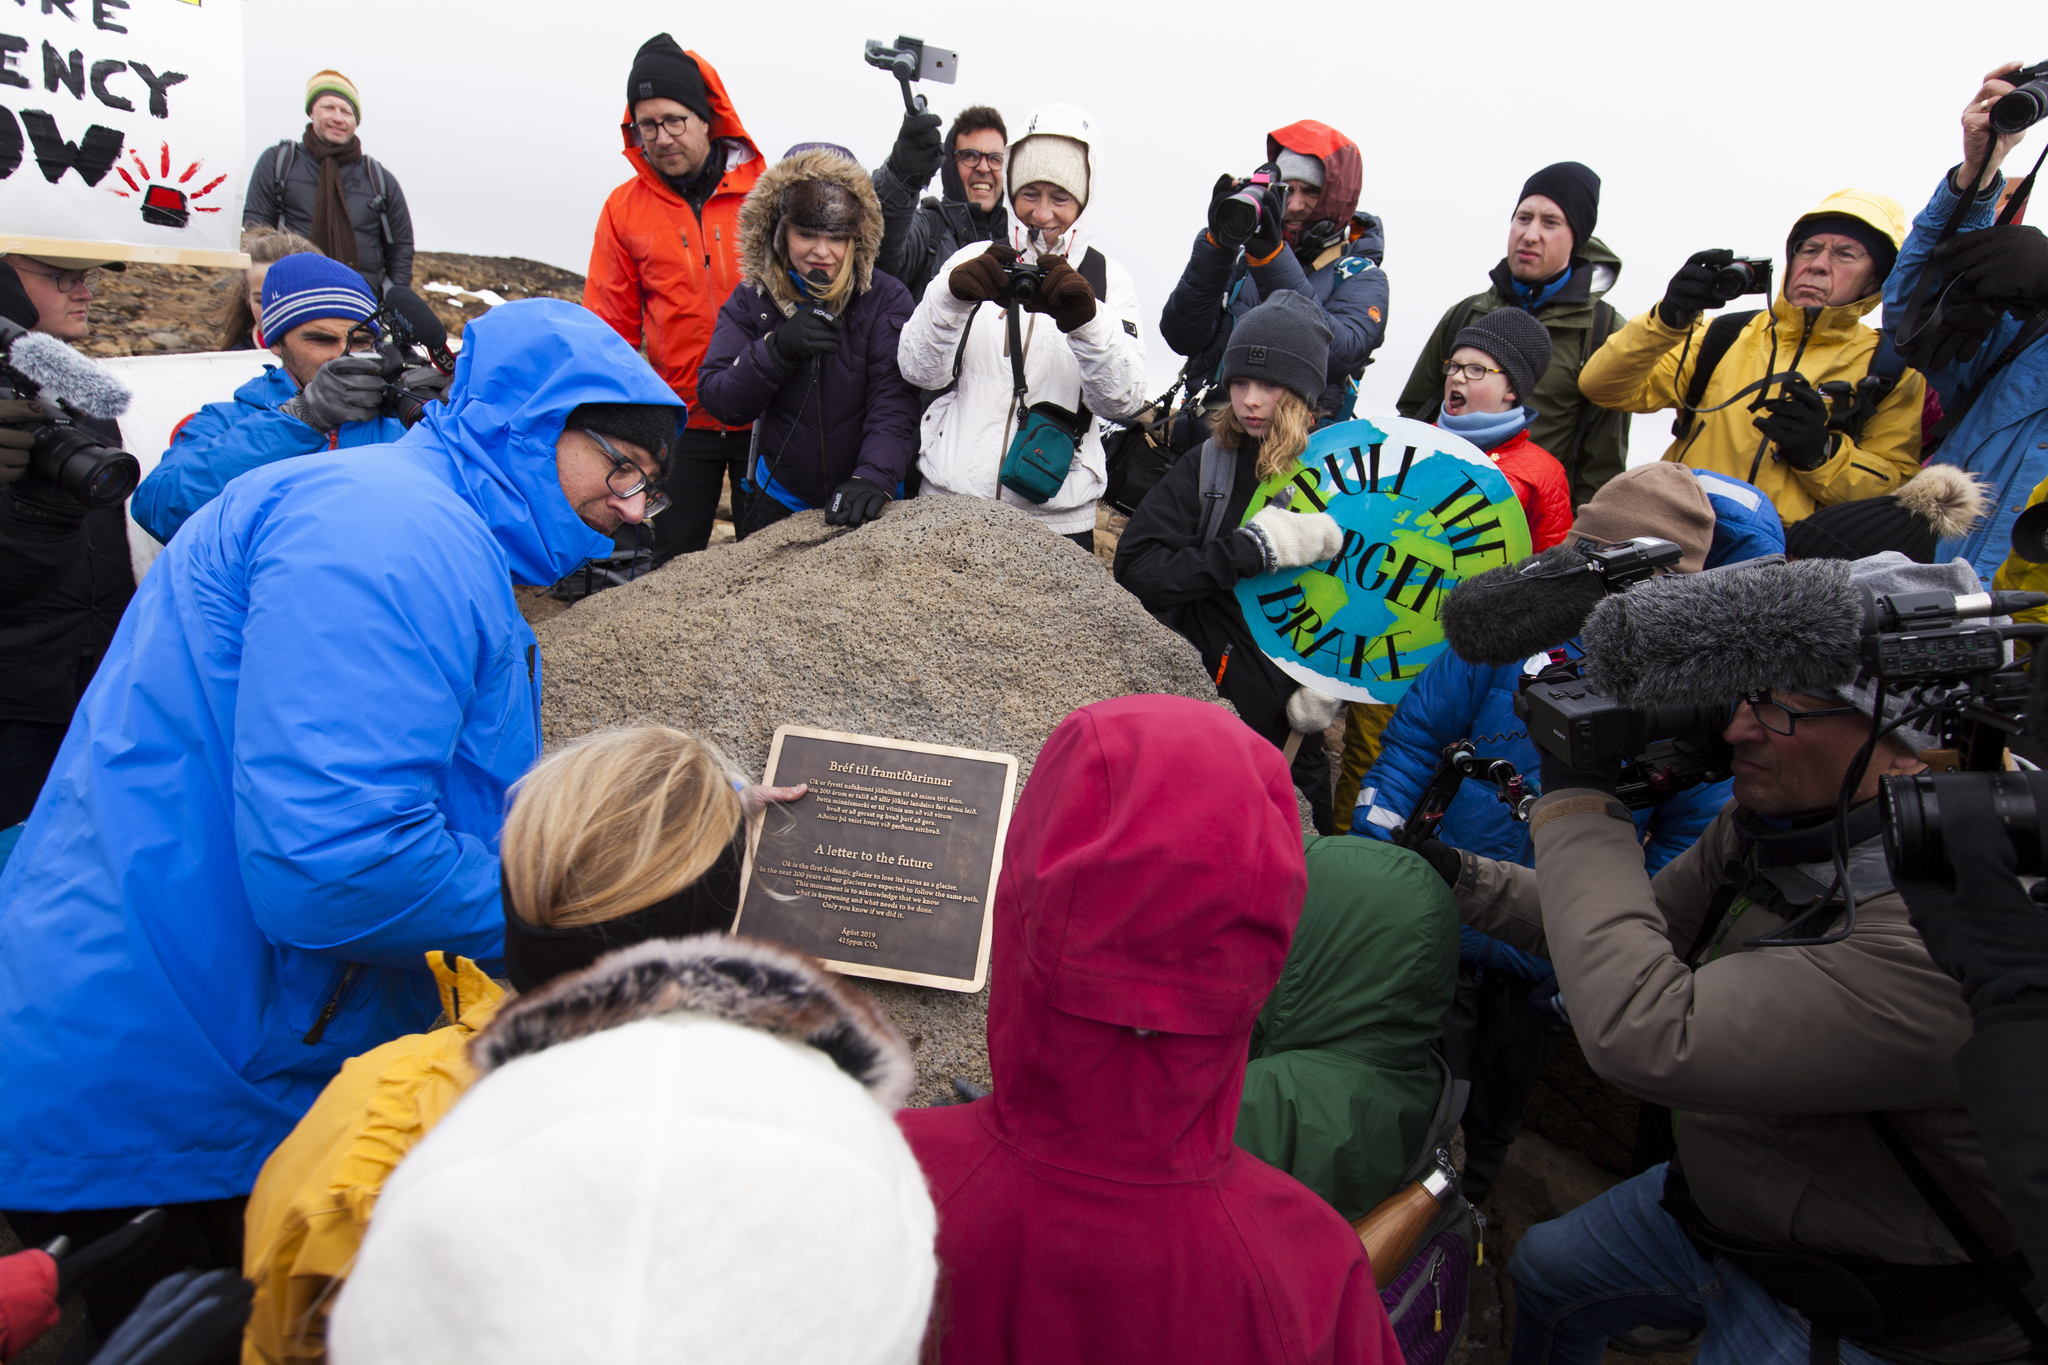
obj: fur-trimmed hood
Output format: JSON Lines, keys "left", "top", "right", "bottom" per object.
{"left": 1895, "top": 463, "right": 1988, "bottom": 542}
{"left": 737, "top": 149, "right": 885, "bottom": 316}
{"left": 472, "top": 934, "right": 914, "bottom": 1110}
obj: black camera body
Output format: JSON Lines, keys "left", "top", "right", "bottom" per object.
{"left": 0, "top": 370, "right": 137, "bottom": 510}
{"left": 1991, "top": 60, "right": 2048, "bottom": 136}
{"left": 1515, "top": 663, "right": 1734, "bottom": 809}
{"left": 348, "top": 295, "right": 455, "bottom": 429}
{"left": 1002, "top": 261, "right": 1046, "bottom": 307}
{"left": 1711, "top": 255, "right": 1774, "bottom": 302}
{"left": 1215, "top": 163, "right": 1283, "bottom": 245}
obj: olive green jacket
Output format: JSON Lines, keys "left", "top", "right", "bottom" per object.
{"left": 1396, "top": 238, "right": 1630, "bottom": 508}
{"left": 1235, "top": 836, "right": 1459, "bottom": 1221}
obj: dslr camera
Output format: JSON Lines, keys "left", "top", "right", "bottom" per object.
{"left": 346, "top": 290, "right": 456, "bottom": 429}
{"left": 1214, "top": 163, "right": 1284, "bottom": 245}
{"left": 1710, "top": 255, "right": 1774, "bottom": 302}
{"left": 1990, "top": 59, "right": 2048, "bottom": 135}
{"left": 0, "top": 319, "right": 139, "bottom": 510}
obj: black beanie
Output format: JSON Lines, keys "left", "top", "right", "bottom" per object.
{"left": 1517, "top": 162, "right": 1601, "bottom": 256}
{"left": 1453, "top": 306, "right": 1552, "bottom": 408}
{"left": 627, "top": 34, "right": 712, "bottom": 125}
{"left": 566, "top": 402, "right": 682, "bottom": 467}
{"left": 1784, "top": 465, "right": 1986, "bottom": 563}
{"left": 1787, "top": 212, "right": 1897, "bottom": 286}
{"left": 1221, "top": 291, "right": 1332, "bottom": 407}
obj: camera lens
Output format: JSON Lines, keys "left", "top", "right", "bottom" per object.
{"left": 1640, "top": 703, "right": 1733, "bottom": 741}
{"left": 30, "top": 423, "right": 140, "bottom": 510}
{"left": 1990, "top": 80, "right": 2048, "bottom": 136}
{"left": 1882, "top": 770, "right": 2048, "bottom": 880}
{"left": 1709, "top": 261, "right": 1756, "bottom": 302}
{"left": 1215, "top": 191, "right": 1262, "bottom": 243}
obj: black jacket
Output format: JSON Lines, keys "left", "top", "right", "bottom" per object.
{"left": 1112, "top": 439, "right": 1294, "bottom": 744}
{"left": 242, "top": 141, "right": 415, "bottom": 294}
{"left": 870, "top": 156, "right": 1007, "bottom": 305}
{"left": 0, "top": 415, "right": 136, "bottom": 726}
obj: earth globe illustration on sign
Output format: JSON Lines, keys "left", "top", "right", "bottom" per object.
{"left": 1233, "top": 414, "right": 1533, "bottom": 704}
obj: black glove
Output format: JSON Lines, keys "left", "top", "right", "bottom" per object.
{"left": 1754, "top": 378, "right": 1835, "bottom": 472}
{"left": 1933, "top": 223, "right": 2048, "bottom": 307}
{"left": 0, "top": 397, "right": 39, "bottom": 486}
{"left": 290, "top": 354, "right": 385, "bottom": 431}
{"left": 1246, "top": 182, "right": 1288, "bottom": 263}
{"left": 1206, "top": 174, "right": 1247, "bottom": 247}
{"left": 1410, "top": 836, "right": 1462, "bottom": 888}
{"left": 1895, "top": 779, "right": 2048, "bottom": 1023}
{"left": 1028, "top": 254, "right": 1098, "bottom": 334}
{"left": 87, "top": 1268, "right": 252, "bottom": 1365}
{"left": 824, "top": 476, "right": 888, "bottom": 528}
{"left": 1899, "top": 290, "right": 2007, "bottom": 372}
{"left": 885, "top": 111, "right": 945, "bottom": 190}
{"left": 1659, "top": 248, "right": 1736, "bottom": 329}
{"left": 948, "top": 242, "right": 1017, "bottom": 304}
{"left": 764, "top": 304, "right": 841, "bottom": 375}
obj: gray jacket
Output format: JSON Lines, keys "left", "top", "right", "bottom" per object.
{"left": 242, "top": 141, "right": 415, "bottom": 295}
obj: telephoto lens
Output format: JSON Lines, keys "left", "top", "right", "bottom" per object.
{"left": 28, "top": 419, "right": 139, "bottom": 509}
{"left": 1881, "top": 769, "right": 2048, "bottom": 881}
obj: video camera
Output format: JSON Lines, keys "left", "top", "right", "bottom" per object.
{"left": 346, "top": 287, "right": 457, "bottom": 429}
{"left": 863, "top": 35, "right": 956, "bottom": 115}
{"left": 0, "top": 316, "right": 139, "bottom": 509}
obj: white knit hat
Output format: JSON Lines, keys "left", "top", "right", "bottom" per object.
{"left": 329, "top": 941, "right": 936, "bottom": 1365}
{"left": 1007, "top": 133, "right": 1089, "bottom": 208}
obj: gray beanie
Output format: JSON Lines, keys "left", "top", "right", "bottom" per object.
{"left": 1833, "top": 552, "right": 1988, "bottom": 754}
{"left": 1452, "top": 307, "right": 1552, "bottom": 407}
{"left": 1220, "top": 291, "right": 1332, "bottom": 407}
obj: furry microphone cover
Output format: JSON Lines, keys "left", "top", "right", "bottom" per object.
{"left": 7, "top": 330, "right": 132, "bottom": 419}
{"left": 1581, "top": 557, "right": 1865, "bottom": 706}
{"left": 1439, "top": 543, "right": 1611, "bottom": 667}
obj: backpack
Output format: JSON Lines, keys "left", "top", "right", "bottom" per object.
{"left": 1670, "top": 309, "right": 1907, "bottom": 444}
{"left": 1356, "top": 1054, "right": 1478, "bottom": 1365}
{"left": 268, "top": 140, "right": 396, "bottom": 254}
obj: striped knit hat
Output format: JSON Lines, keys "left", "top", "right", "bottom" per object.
{"left": 305, "top": 70, "right": 361, "bottom": 121}
{"left": 260, "top": 253, "right": 377, "bottom": 347}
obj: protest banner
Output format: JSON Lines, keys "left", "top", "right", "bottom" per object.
{"left": 1234, "top": 414, "right": 1532, "bottom": 705}
{"left": 3, "top": 0, "right": 247, "bottom": 267}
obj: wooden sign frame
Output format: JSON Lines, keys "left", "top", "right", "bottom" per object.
{"left": 734, "top": 726, "right": 1020, "bottom": 992}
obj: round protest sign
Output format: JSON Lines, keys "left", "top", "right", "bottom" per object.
{"left": 1232, "top": 415, "right": 1532, "bottom": 704}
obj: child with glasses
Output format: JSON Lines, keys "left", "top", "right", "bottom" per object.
{"left": 1436, "top": 305, "right": 1572, "bottom": 552}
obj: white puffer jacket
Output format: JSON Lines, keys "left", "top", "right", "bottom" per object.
{"left": 896, "top": 105, "right": 1148, "bottom": 536}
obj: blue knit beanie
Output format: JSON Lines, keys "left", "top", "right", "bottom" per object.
{"left": 261, "top": 254, "right": 377, "bottom": 346}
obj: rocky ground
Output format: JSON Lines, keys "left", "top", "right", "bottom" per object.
{"left": 73, "top": 251, "right": 585, "bottom": 357}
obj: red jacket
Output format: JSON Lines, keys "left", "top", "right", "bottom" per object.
{"left": 1489, "top": 428, "right": 1573, "bottom": 551}
{"left": 582, "top": 51, "right": 761, "bottom": 431}
{"left": 899, "top": 695, "right": 1399, "bottom": 1365}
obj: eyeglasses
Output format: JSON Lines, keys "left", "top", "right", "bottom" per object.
{"left": 1792, "top": 241, "right": 1871, "bottom": 266}
{"left": 953, "top": 149, "right": 1005, "bottom": 169}
{"left": 631, "top": 113, "right": 695, "bottom": 145}
{"left": 583, "top": 429, "right": 671, "bottom": 517}
{"left": 12, "top": 263, "right": 101, "bottom": 293}
{"left": 1442, "top": 361, "right": 1505, "bottom": 381}
{"left": 1742, "top": 690, "right": 1862, "bottom": 736}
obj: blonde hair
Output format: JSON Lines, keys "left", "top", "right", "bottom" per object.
{"left": 500, "top": 726, "right": 744, "bottom": 929}
{"left": 1211, "top": 388, "right": 1318, "bottom": 481}
{"left": 777, "top": 225, "right": 857, "bottom": 311}
{"left": 220, "top": 229, "right": 318, "bottom": 351}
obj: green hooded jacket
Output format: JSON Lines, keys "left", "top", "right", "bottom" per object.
{"left": 1396, "top": 239, "right": 1630, "bottom": 508}
{"left": 1235, "top": 835, "right": 1460, "bottom": 1221}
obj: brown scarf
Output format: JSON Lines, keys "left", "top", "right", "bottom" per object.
{"left": 300, "top": 123, "right": 362, "bottom": 268}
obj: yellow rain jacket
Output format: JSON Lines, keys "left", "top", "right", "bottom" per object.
{"left": 1993, "top": 472, "right": 2048, "bottom": 628}
{"left": 241, "top": 953, "right": 504, "bottom": 1364}
{"left": 1578, "top": 189, "right": 1924, "bottom": 523}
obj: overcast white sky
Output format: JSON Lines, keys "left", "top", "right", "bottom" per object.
{"left": 241, "top": 0, "right": 2041, "bottom": 465}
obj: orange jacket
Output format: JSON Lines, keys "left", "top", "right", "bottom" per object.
{"left": 582, "top": 51, "right": 761, "bottom": 431}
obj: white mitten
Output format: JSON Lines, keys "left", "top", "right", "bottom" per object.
{"left": 1247, "top": 505, "right": 1344, "bottom": 569}
{"left": 1286, "top": 687, "right": 1344, "bottom": 735}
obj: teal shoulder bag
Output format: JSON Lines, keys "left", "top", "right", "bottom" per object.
{"left": 997, "top": 301, "right": 1091, "bottom": 504}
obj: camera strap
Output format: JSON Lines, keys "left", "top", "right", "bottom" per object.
{"left": 1896, "top": 141, "right": 2048, "bottom": 353}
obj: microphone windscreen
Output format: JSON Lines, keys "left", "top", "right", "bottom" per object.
{"left": 384, "top": 286, "right": 453, "bottom": 370}
{"left": 1581, "top": 557, "right": 1864, "bottom": 706}
{"left": 8, "top": 330, "right": 131, "bottom": 418}
{"left": 1439, "top": 544, "right": 1610, "bottom": 667}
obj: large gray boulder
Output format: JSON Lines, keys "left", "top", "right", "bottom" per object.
{"left": 535, "top": 495, "right": 1235, "bottom": 1105}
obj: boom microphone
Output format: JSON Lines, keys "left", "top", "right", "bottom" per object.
{"left": 383, "top": 285, "right": 457, "bottom": 374}
{"left": 1580, "top": 557, "right": 1864, "bottom": 706}
{"left": 1439, "top": 544, "right": 1618, "bottom": 667}
{"left": 3, "top": 324, "right": 132, "bottom": 418}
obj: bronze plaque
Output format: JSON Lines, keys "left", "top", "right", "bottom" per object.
{"left": 734, "top": 726, "right": 1020, "bottom": 992}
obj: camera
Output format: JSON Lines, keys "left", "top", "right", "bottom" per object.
{"left": 1515, "top": 663, "right": 1734, "bottom": 809}
{"left": 1002, "top": 261, "right": 1046, "bottom": 307}
{"left": 1710, "top": 255, "right": 1774, "bottom": 302}
{"left": 1215, "top": 163, "right": 1283, "bottom": 245}
{"left": 347, "top": 289, "right": 456, "bottom": 429}
{"left": 0, "top": 366, "right": 138, "bottom": 510}
{"left": 1990, "top": 59, "right": 2048, "bottom": 136}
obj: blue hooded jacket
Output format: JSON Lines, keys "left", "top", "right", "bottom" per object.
{"left": 133, "top": 365, "right": 409, "bottom": 544}
{"left": 1888, "top": 173, "right": 2048, "bottom": 582}
{"left": 0, "top": 300, "right": 678, "bottom": 1210}
{"left": 1349, "top": 478, "right": 1781, "bottom": 977}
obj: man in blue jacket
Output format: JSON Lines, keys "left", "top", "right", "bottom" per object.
{"left": 0, "top": 299, "right": 679, "bottom": 1338}
{"left": 1888, "top": 61, "right": 2048, "bottom": 583}
{"left": 1349, "top": 462, "right": 1781, "bottom": 1202}
{"left": 133, "top": 254, "right": 411, "bottom": 543}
